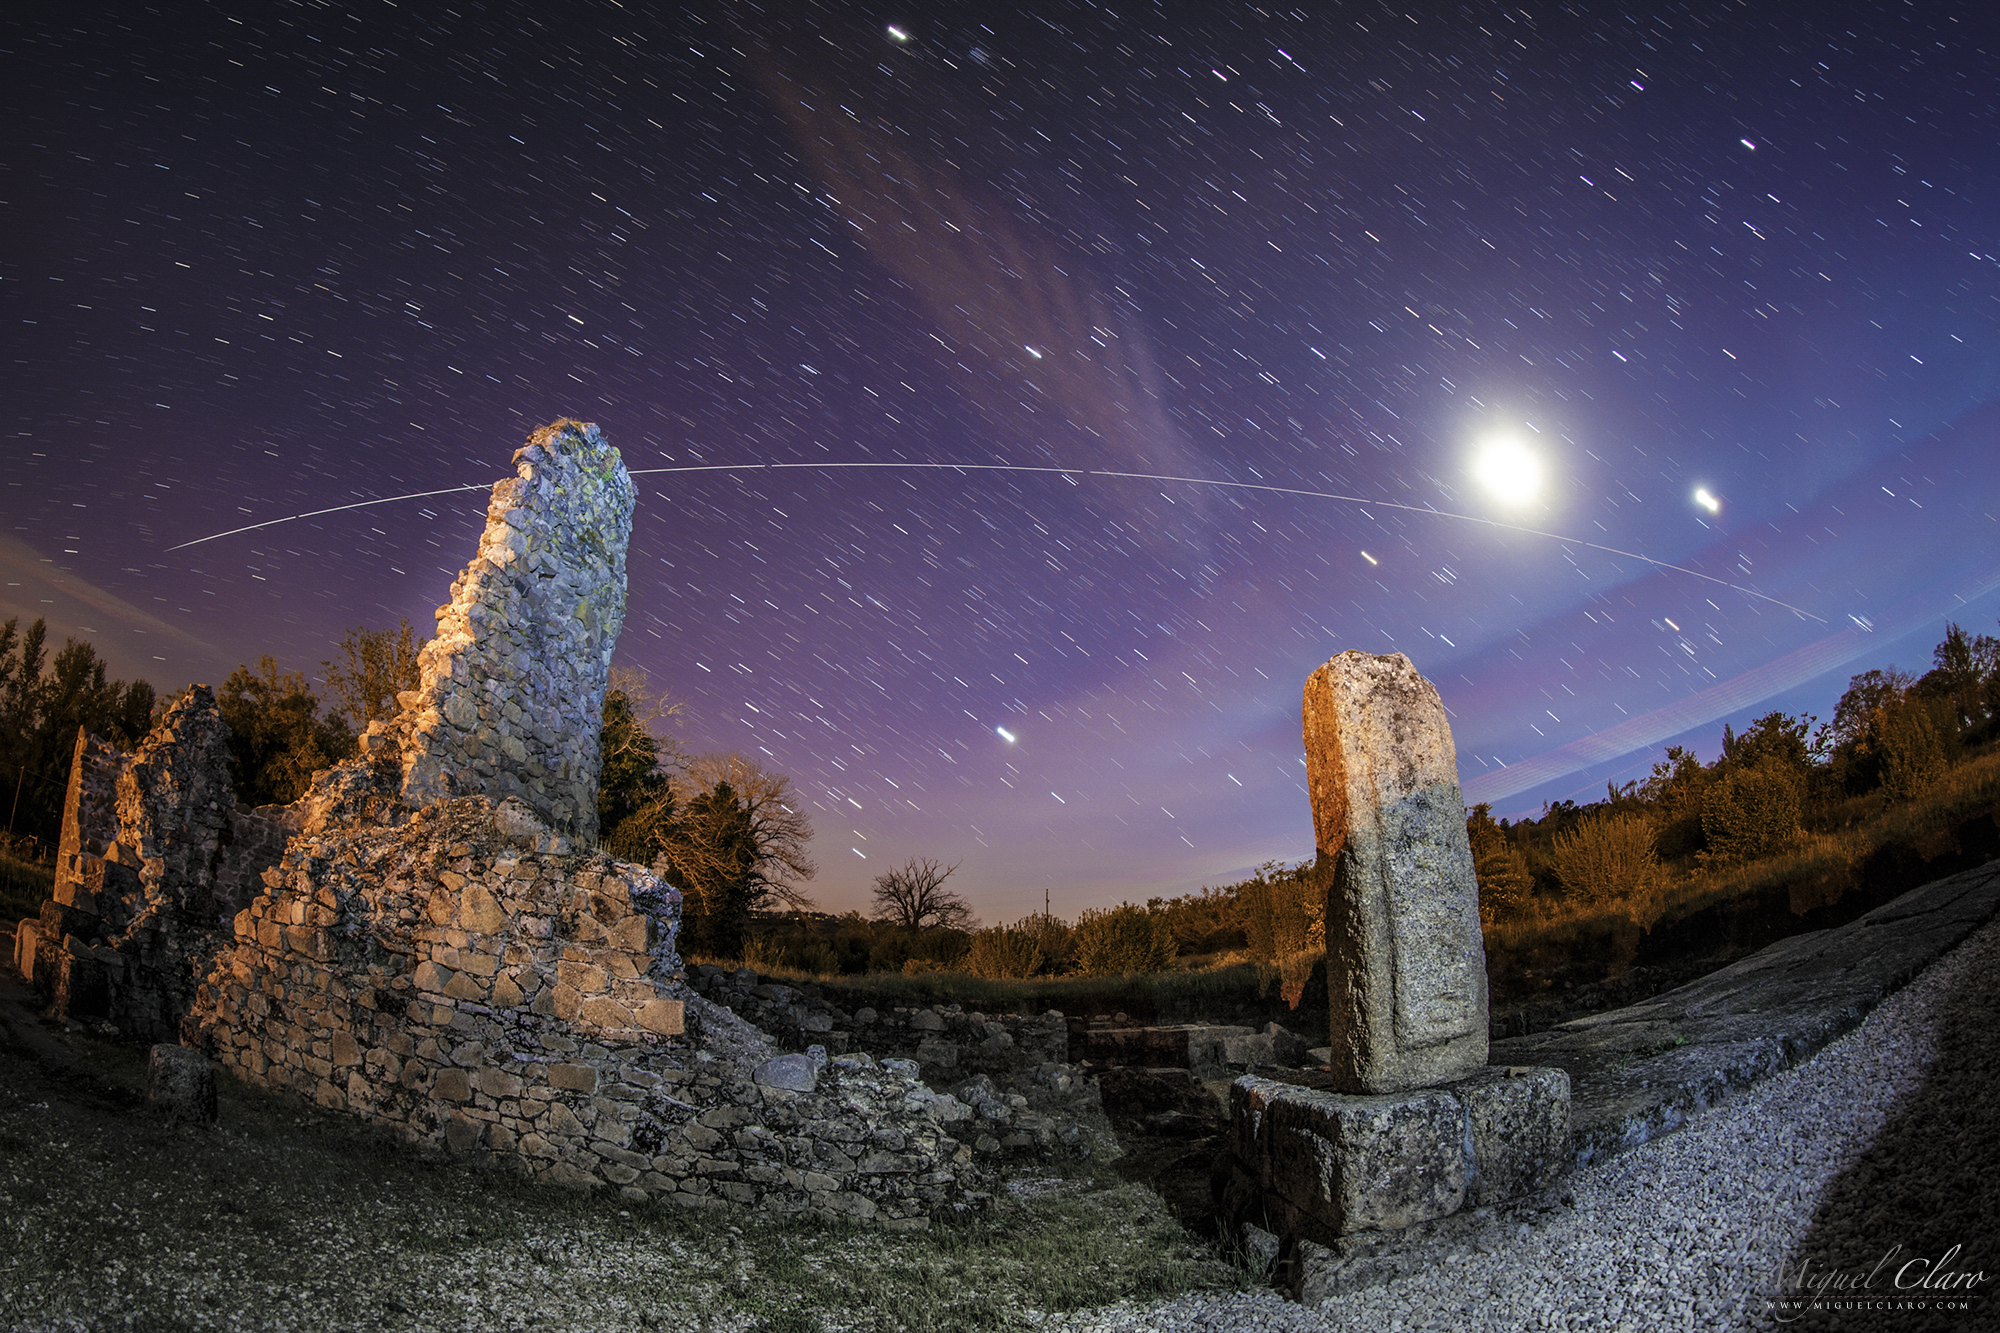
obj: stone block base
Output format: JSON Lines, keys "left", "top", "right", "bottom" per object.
{"left": 1217, "top": 1065, "right": 1570, "bottom": 1255}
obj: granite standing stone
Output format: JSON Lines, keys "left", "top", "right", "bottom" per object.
{"left": 1303, "top": 651, "right": 1489, "bottom": 1093}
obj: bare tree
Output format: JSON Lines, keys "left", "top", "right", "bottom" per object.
{"left": 603, "top": 665, "right": 686, "bottom": 774}
{"left": 671, "top": 751, "right": 817, "bottom": 912}
{"left": 870, "top": 857, "right": 972, "bottom": 932}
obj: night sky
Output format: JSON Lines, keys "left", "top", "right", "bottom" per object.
{"left": 7, "top": 2, "right": 1998, "bottom": 921}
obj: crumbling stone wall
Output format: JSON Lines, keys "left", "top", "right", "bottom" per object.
{"left": 35, "top": 691, "right": 289, "bottom": 1039}
{"left": 188, "top": 791, "right": 983, "bottom": 1222}
{"left": 364, "top": 419, "right": 632, "bottom": 843}
{"left": 30, "top": 418, "right": 1006, "bottom": 1225}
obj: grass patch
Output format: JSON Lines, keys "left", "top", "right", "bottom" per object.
{"left": 728, "top": 954, "right": 1315, "bottom": 1027}
{"left": 0, "top": 847, "right": 53, "bottom": 926}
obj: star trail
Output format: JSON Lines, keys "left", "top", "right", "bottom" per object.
{"left": 6, "top": 2, "right": 1997, "bottom": 919}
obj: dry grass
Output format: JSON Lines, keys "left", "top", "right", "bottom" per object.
{"left": 0, "top": 848, "right": 52, "bottom": 928}
{"left": 710, "top": 952, "right": 1307, "bottom": 1025}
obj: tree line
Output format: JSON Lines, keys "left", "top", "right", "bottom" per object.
{"left": 1466, "top": 618, "right": 2000, "bottom": 918}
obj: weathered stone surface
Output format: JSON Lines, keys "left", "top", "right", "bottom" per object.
{"left": 12, "top": 917, "right": 39, "bottom": 983}
{"left": 1302, "top": 651, "right": 1488, "bottom": 1094}
{"left": 376, "top": 419, "right": 633, "bottom": 842}
{"left": 147, "top": 1043, "right": 217, "bottom": 1125}
{"left": 1234, "top": 1075, "right": 1466, "bottom": 1238}
{"left": 35, "top": 694, "right": 287, "bottom": 1041}
{"left": 1458, "top": 1065, "right": 1571, "bottom": 1205}
{"left": 754, "top": 1053, "right": 819, "bottom": 1091}
{"left": 1227, "top": 1063, "right": 1570, "bottom": 1243}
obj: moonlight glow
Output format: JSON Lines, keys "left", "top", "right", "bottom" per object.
{"left": 1472, "top": 437, "right": 1544, "bottom": 505}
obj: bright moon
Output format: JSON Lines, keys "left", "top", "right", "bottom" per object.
{"left": 1472, "top": 437, "right": 1543, "bottom": 504}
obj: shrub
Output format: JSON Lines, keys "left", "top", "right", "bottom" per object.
{"left": 1879, "top": 697, "right": 1949, "bottom": 800}
{"left": 1071, "top": 903, "right": 1176, "bottom": 976}
{"left": 1548, "top": 812, "right": 1667, "bottom": 906}
{"left": 961, "top": 925, "right": 1047, "bottom": 979}
{"left": 1237, "top": 861, "right": 1324, "bottom": 962}
{"left": 1467, "top": 803, "right": 1534, "bottom": 919}
{"left": 1016, "top": 911, "right": 1074, "bottom": 973}
{"left": 1701, "top": 757, "right": 1804, "bottom": 860}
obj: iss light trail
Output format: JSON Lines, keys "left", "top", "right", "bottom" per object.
{"left": 167, "top": 459, "right": 1825, "bottom": 623}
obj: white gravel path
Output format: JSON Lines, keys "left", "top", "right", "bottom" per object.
{"left": 1034, "top": 916, "right": 2000, "bottom": 1332}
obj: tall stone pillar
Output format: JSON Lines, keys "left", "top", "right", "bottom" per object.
{"left": 371, "top": 419, "right": 633, "bottom": 842}
{"left": 1302, "top": 650, "right": 1488, "bottom": 1092}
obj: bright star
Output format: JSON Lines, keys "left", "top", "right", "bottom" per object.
{"left": 996, "top": 726, "right": 1017, "bottom": 743}
{"left": 1694, "top": 487, "right": 1721, "bottom": 513}
{"left": 887, "top": 25, "right": 910, "bottom": 42}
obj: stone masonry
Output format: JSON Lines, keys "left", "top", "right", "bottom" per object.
{"left": 186, "top": 789, "right": 980, "bottom": 1223}
{"left": 135, "top": 417, "right": 984, "bottom": 1224}
{"left": 34, "top": 691, "right": 290, "bottom": 1040}
{"left": 364, "top": 418, "right": 633, "bottom": 844}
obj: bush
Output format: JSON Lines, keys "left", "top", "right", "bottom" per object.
{"left": 1548, "top": 812, "right": 1667, "bottom": 906}
{"left": 960, "top": 925, "right": 1047, "bottom": 979}
{"left": 1701, "top": 757, "right": 1804, "bottom": 860}
{"left": 1071, "top": 904, "right": 1176, "bottom": 976}
{"left": 1879, "top": 697, "right": 1950, "bottom": 800}
{"left": 1237, "top": 861, "right": 1324, "bottom": 962}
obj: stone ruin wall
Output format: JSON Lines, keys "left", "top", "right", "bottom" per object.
{"left": 365, "top": 419, "right": 632, "bottom": 844}
{"left": 186, "top": 788, "right": 979, "bottom": 1223}
{"left": 34, "top": 689, "right": 290, "bottom": 1040}
{"left": 23, "top": 418, "right": 997, "bottom": 1227}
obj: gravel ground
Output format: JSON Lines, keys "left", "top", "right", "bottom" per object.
{"left": 1034, "top": 915, "right": 2000, "bottom": 1333}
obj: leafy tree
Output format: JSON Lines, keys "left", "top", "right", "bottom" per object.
{"left": 1719, "top": 711, "right": 1816, "bottom": 776}
{"left": 1820, "top": 668, "right": 1915, "bottom": 794}
{"left": 1467, "top": 803, "right": 1534, "bottom": 919}
{"left": 870, "top": 856, "right": 972, "bottom": 932}
{"left": 217, "top": 657, "right": 355, "bottom": 807}
{"left": 598, "top": 694, "right": 671, "bottom": 842}
{"left": 1701, "top": 757, "right": 1803, "bottom": 861}
{"left": 623, "top": 751, "right": 815, "bottom": 959}
{"left": 1878, "top": 695, "right": 1949, "bottom": 800}
{"left": 1071, "top": 902, "right": 1177, "bottom": 976}
{"left": 660, "top": 780, "right": 761, "bottom": 958}
{"left": 0, "top": 620, "right": 155, "bottom": 846}
{"left": 321, "top": 618, "right": 424, "bottom": 732}
{"left": 1916, "top": 620, "right": 2000, "bottom": 738}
